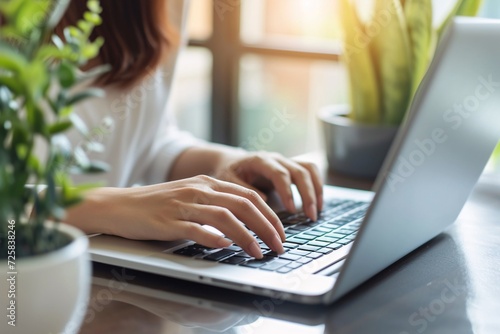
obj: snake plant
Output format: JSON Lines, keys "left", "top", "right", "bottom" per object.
{"left": 340, "top": 0, "right": 484, "bottom": 125}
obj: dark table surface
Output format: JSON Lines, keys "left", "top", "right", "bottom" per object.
{"left": 79, "top": 153, "right": 500, "bottom": 334}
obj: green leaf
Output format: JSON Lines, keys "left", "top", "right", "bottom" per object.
{"left": 87, "top": 0, "right": 103, "bottom": 14}
{"left": 45, "top": 0, "right": 71, "bottom": 32}
{"left": 51, "top": 35, "right": 65, "bottom": 50}
{"left": 437, "top": 0, "right": 483, "bottom": 38}
{"left": 73, "top": 146, "right": 90, "bottom": 169}
{"left": 85, "top": 161, "right": 109, "bottom": 173}
{"left": 76, "top": 64, "right": 111, "bottom": 83}
{"left": 69, "top": 113, "right": 89, "bottom": 136}
{"left": 340, "top": 0, "right": 381, "bottom": 123}
{"left": 372, "top": 0, "right": 412, "bottom": 125}
{"left": 14, "top": 0, "right": 50, "bottom": 36}
{"left": 21, "top": 60, "right": 48, "bottom": 100}
{"left": 84, "top": 12, "right": 102, "bottom": 25}
{"left": 48, "top": 120, "right": 73, "bottom": 135}
{"left": 404, "top": 0, "right": 433, "bottom": 96}
{"left": 57, "top": 62, "right": 76, "bottom": 88}
{"left": 456, "top": 0, "right": 484, "bottom": 16}
{"left": 0, "top": 75, "right": 23, "bottom": 95}
{"left": 66, "top": 88, "right": 105, "bottom": 106}
{"left": 77, "top": 20, "right": 92, "bottom": 34}
{"left": 0, "top": 45, "right": 27, "bottom": 73}
{"left": 81, "top": 43, "right": 100, "bottom": 59}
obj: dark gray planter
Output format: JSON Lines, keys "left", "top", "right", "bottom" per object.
{"left": 318, "top": 104, "right": 399, "bottom": 178}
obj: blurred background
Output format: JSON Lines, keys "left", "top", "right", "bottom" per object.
{"left": 169, "top": 0, "right": 500, "bottom": 159}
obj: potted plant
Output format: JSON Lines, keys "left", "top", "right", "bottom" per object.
{"left": 0, "top": 0, "right": 107, "bottom": 333}
{"left": 319, "top": 0, "right": 483, "bottom": 178}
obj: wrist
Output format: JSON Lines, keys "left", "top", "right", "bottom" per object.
{"left": 64, "top": 187, "right": 125, "bottom": 235}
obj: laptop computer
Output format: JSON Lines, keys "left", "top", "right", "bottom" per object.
{"left": 89, "top": 18, "right": 500, "bottom": 305}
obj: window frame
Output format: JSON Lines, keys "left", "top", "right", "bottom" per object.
{"left": 188, "top": 5, "right": 341, "bottom": 146}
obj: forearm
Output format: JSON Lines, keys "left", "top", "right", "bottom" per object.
{"left": 167, "top": 143, "right": 246, "bottom": 181}
{"left": 64, "top": 187, "right": 127, "bottom": 235}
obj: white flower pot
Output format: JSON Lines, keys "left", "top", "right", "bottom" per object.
{"left": 1, "top": 223, "right": 91, "bottom": 334}
{"left": 318, "top": 104, "right": 399, "bottom": 178}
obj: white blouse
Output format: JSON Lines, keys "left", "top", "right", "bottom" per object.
{"left": 65, "top": 0, "right": 200, "bottom": 187}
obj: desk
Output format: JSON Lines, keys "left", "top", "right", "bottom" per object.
{"left": 79, "top": 154, "right": 500, "bottom": 334}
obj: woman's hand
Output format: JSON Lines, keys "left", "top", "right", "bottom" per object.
{"left": 213, "top": 151, "right": 324, "bottom": 221}
{"left": 66, "top": 175, "right": 285, "bottom": 259}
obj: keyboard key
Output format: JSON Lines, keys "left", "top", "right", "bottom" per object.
{"left": 317, "top": 236, "right": 340, "bottom": 243}
{"left": 297, "top": 257, "right": 312, "bottom": 264}
{"left": 306, "top": 252, "right": 323, "bottom": 259}
{"left": 326, "top": 243, "right": 343, "bottom": 250}
{"left": 326, "top": 232, "right": 346, "bottom": 239}
{"left": 286, "top": 227, "right": 305, "bottom": 234}
{"left": 264, "top": 251, "right": 279, "bottom": 257}
{"left": 289, "top": 249, "right": 311, "bottom": 256}
{"left": 282, "top": 242, "right": 299, "bottom": 249}
{"left": 338, "top": 228, "right": 357, "bottom": 234}
{"left": 295, "top": 234, "right": 316, "bottom": 241}
{"left": 313, "top": 227, "right": 333, "bottom": 233}
{"left": 241, "top": 257, "right": 274, "bottom": 268}
{"left": 277, "top": 267, "right": 294, "bottom": 274}
{"left": 323, "top": 223, "right": 343, "bottom": 229}
{"left": 298, "top": 245, "right": 321, "bottom": 252}
{"left": 221, "top": 256, "right": 247, "bottom": 265}
{"left": 173, "top": 247, "right": 203, "bottom": 257}
{"left": 235, "top": 251, "right": 252, "bottom": 258}
{"left": 337, "top": 238, "right": 354, "bottom": 245}
{"left": 287, "top": 262, "right": 303, "bottom": 269}
{"left": 192, "top": 244, "right": 214, "bottom": 251}
{"left": 317, "top": 248, "right": 333, "bottom": 254}
{"left": 279, "top": 253, "right": 302, "bottom": 261}
{"left": 308, "top": 240, "right": 330, "bottom": 248}
{"left": 261, "top": 259, "right": 291, "bottom": 271}
{"left": 290, "top": 224, "right": 311, "bottom": 231}
{"left": 225, "top": 245, "right": 243, "bottom": 252}
{"left": 287, "top": 237, "right": 308, "bottom": 245}
{"left": 303, "top": 230, "right": 325, "bottom": 237}
{"left": 204, "top": 249, "right": 236, "bottom": 261}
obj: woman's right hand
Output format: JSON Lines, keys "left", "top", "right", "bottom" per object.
{"left": 67, "top": 175, "right": 285, "bottom": 259}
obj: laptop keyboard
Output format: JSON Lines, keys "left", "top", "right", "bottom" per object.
{"left": 171, "top": 199, "right": 369, "bottom": 274}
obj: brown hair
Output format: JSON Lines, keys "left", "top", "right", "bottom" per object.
{"left": 56, "top": 0, "right": 174, "bottom": 88}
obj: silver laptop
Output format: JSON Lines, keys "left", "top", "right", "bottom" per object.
{"left": 89, "top": 18, "right": 500, "bottom": 305}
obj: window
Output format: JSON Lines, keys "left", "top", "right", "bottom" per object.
{"left": 171, "top": 0, "right": 500, "bottom": 160}
{"left": 172, "top": 0, "right": 343, "bottom": 156}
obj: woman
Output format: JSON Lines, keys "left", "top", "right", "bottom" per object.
{"left": 57, "top": 0, "right": 323, "bottom": 259}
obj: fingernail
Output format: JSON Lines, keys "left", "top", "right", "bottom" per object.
{"left": 308, "top": 203, "right": 317, "bottom": 221}
{"left": 271, "top": 234, "right": 285, "bottom": 254}
{"left": 248, "top": 241, "right": 262, "bottom": 259}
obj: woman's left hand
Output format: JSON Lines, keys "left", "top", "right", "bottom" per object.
{"left": 213, "top": 151, "right": 323, "bottom": 221}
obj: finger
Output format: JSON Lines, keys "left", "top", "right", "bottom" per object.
{"left": 296, "top": 161, "right": 324, "bottom": 211}
{"left": 223, "top": 173, "right": 268, "bottom": 202}
{"left": 185, "top": 204, "right": 265, "bottom": 258}
{"left": 240, "top": 156, "right": 296, "bottom": 214}
{"left": 210, "top": 179, "right": 286, "bottom": 242}
{"left": 276, "top": 158, "right": 318, "bottom": 221}
{"left": 175, "top": 221, "right": 233, "bottom": 249}
{"left": 200, "top": 193, "right": 285, "bottom": 254}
